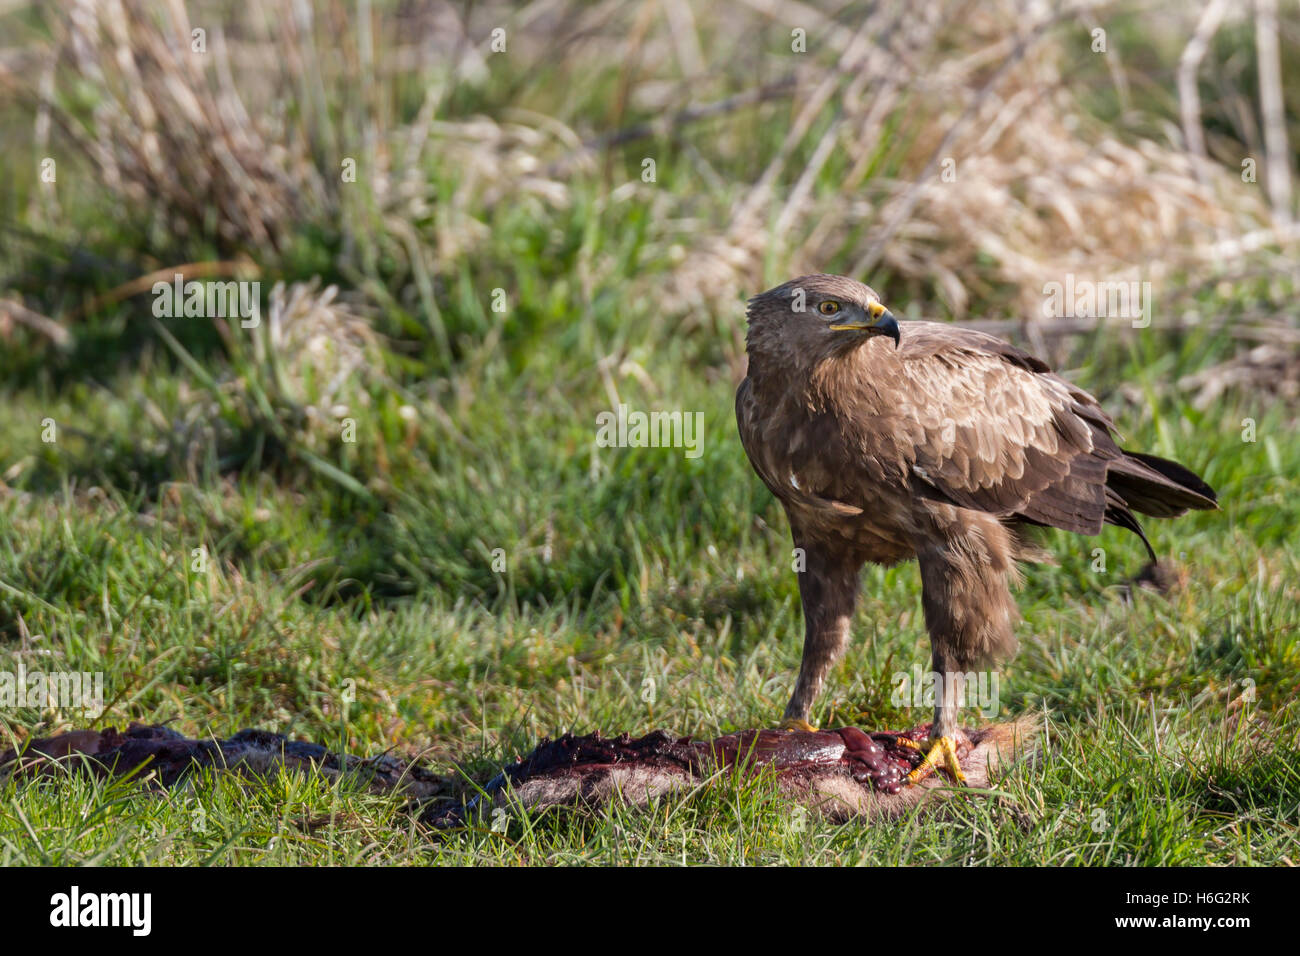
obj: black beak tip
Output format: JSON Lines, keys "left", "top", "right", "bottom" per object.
{"left": 880, "top": 314, "right": 901, "bottom": 347}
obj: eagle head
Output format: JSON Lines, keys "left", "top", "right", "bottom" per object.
{"left": 745, "top": 274, "right": 900, "bottom": 365}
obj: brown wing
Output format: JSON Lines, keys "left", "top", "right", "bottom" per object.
{"left": 887, "top": 322, "right": 1116, "bottom": 534}
{"left": 888, "top": 323, "right": 1214, "bottom": 544}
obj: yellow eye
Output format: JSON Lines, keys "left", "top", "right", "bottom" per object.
{"left": 818, "top": 301, "right": 840, "bottom": 316}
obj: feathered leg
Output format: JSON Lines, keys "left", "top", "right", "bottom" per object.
{"left": 903, "top": 511, "right": 1020, "bottom": 784}
{"left": 781, "top": 535, "right": 862, "bottom": 731}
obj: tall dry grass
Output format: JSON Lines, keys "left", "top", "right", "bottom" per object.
{"left": 2, "top": 0, "right": 1294, "bottom": 372}
{"left": 642, "top": 0, "right": 1278, "bottom": 328}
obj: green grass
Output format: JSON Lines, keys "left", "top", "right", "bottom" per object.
{"left": 1, "top": 0, "right": 1298, "bottom": 866}
{"left": 0, "top": 318, "right": 1296, "bottom": 864}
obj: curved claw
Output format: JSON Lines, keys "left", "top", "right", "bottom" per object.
{"left": 904, "top": 734, "right": 968, "bottom": 786}
{"left": 778, "top": 717, "right": 819, "bottom": 733}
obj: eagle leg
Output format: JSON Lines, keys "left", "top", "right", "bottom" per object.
{"left": 781, "top": 536, "right": 862, "bottom": 731}
{"left": 903, "top": 514, "right": 1019, "bottom": 785}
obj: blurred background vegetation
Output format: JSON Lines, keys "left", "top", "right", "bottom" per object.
{"left": 0, "top": 0, "right": 1296, "bottom": 863}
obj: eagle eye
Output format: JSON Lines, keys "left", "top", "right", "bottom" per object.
{"left": 817, "top": 301, "right": 841, "bottom": 316}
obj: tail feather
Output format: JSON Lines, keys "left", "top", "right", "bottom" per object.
{"left": 1106, "top": 450, "right": 1217, "bottom": 518}
{"left": 1103, "top": 489, "right": 1158, "bottom": 564}
{"left": 1102, "top": 449, "right": 1216, "bottom": 573}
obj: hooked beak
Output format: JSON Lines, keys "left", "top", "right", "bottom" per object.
{"left": 829, "top": 301, "right": 901, "bottom": 347}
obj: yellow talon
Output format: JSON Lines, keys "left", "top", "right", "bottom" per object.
{"left": 779, "top": 717, "right": 819, "bottom": 733}
{"left": 903, "top": 735, "right": 968, "bottom": 786}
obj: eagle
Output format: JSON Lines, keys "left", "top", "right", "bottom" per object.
{"left": 736, "top": 274, "right": 1217, "bottom": 784}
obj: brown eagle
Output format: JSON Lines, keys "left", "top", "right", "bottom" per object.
{"left": 736, "top": 274, "right": 1217, "bottom": 784}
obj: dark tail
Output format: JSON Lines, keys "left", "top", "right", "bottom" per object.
{"left": 1104, "top": 450, "right": 1217, "bottom": 564}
